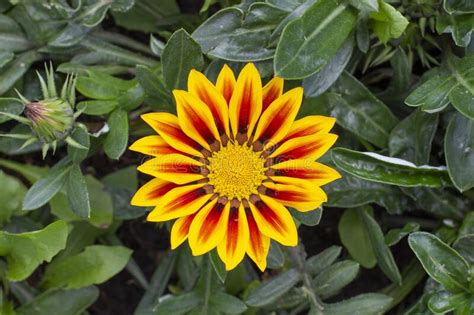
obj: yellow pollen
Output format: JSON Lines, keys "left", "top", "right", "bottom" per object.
{"left": 207, "top": 142, "right": 267, "bottom": 200}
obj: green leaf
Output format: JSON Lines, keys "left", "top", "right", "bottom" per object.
{"left": 338, "top": 208, "right": 376, "bottom": 268}
{"left": 245, "top": 269, "right": 301, "bottom": 307}
{"left": 162, "top": 29, "right": 204, "bottom": 90}
{"left": 193, "top": 4, "right": 287, "bottom": 62}
{"left": 210, "top": 291, "right": 247, "bottom": 314}
{"left": 117, "top": 83, "right": 145, "bottom": 111}
{"left": 444, "top": 0, "right": 474, "bottom": 14}
{"left": 76, "top": 71, "right": 135, "bottom": 100}
{"left": 42, "top": 245, "right": 132, "bottom": 289}
{"left": 453, "top": 234, "right": 474, "bottom": 264}
{"left": 135, "top": 251, "right": 177, "bottom": 315}
{"left": 302, "top": 38, "right": 353, "bottom": 97}
{"left": 0, "top": 220, "right": 68, "bottom": 281}
{"left": 0, "top": 98, "right": 23, "bottom": 124}
{"left": 51, "top": 175, "right": 114, "bottom": 228}
{"left": 313, "top": 260, "right": 359, "bottom": 298}
{"left": 0, "top": 50, "right": 41, "bottom": 95}
{"left": 267, "top": 241, "right": 285, "bottom": 269}
{"left": 67, "top": 126, "right": 90, "bottom": 164}
{"left": 23, "top": 163, "right": 72, "bottom": 210}
{"left": 385, "top": 223, "right": 420, "bottom": 247}
{"left": 323, "top": 293, "right": 393, "bottom": 315}
{"left": 406, "top": 54, "right": 474, "bottom": 116}
{"left": 436, "top": 13, "right": 474, "bottom": 47}
{"left": 154, "top": 291, "right": 201, "bottom": 315}
{"left": 0, "top": 170, "right": 26, "bottom": 224}
{"left": 428, "top": 291, "right": 472, "bottom": 313}
{"left": 445, "top": 113, "right": 474, "bottom": 192}
{"left": 325, "top": 171, "right": 413, "bottom": 214}
{"left": 305, "top": 246, "right": 341, "bottom": 276}
{"left": 389, "top": 109, "right": 439, "bottom": 165}
{"left": 348, "top": 0, "right": 379, "bottom": 13}
{"left": 369, "top": 0, "right": 409, "bottom": 44}
{"left": 327, "top": 72, "right": 399, "bottom": 148}
{"left": 408, "top": 232, "right": 471, "bottom": 292}
{"left": 135, "top": 65, "right": 172, "bottom": 110}
{"left": 104, "top": 109, "right": 129, "bottom": 160}
{"left": 358, "top": 207, "right": 401, "bottom": 284}
{"left": 402, "top": 187, "right": 467, "bottom": 220}
{"left": 274, "top": 0, "right": 357, "bottom": 79}
{"left": 290, "top": 207, "right": 322, "bottom": 226}
{"left": 16, "top": 287, "right": 99, "bottom": 315}
{"left": 209, "top": 250, "right": 227, "bottom": 283}
{"left": 102, "top": 166, "right": 144, "bottom": 220}
{"left": 331, "top": 148, "right": 451, "bottom": 187}
{"left": 77, "top": 100, "right": 117, "bottom": 116}
{"left": 66, "top": 166, "right": 91, "bottom": 219}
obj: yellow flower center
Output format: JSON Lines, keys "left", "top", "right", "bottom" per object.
{"left": 208, "top": 142, "right": 266, "bottom": 200}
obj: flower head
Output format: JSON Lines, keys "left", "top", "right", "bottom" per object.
{"left": 130, "top": 64, "right": 340, "bottom": 271}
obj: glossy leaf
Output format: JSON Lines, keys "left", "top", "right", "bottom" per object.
{"left": 323, "top": 293, "right": 393, "bottom": 315}
{"left": 210, "top": 291, "right": 248, "bottom": 314}
{"left": 290, "top": 207, "right": 322, "bottom": 226}
{"left": 66, "top": 166, "right": 91, "bottom": 219}
{"left": 16, "top": 287, "right": 99, "bottom": 315}
{"left": 402, "top": 187, "right": 467, "bottom": 220}
{"left": 445, "top": 113, "right": 474, "bottom": 192}
{"left": 338, "top": 208, "right": 376, "bottom": 268}
{"left": 67, "top": 126, "right": 90, "bottom": 164}
{"left": 327, "top": 72, "right": 399, "bottom": 148}
{"left": 305, "top": 246, "right": 342, "bottom": 276}
{"left": 0, "top": 98, "right": 23, "bottom": 124}
{"left": 274, "top": 0, "right": 357, "bottom": 79}
{"left": 154, "top": 291, "right": 201, "bottom": 315}
{"left": 246, "top": 269, "right": 301, "bottom": 307}
{"left": 104, "top": 109, "right": 129, "bottom": 160}
{"left": 444, "top": 0, "right": 474, "bottom": 14}
{"left": 42, "top": 245, "right": 132, "bottom": 289}
{"left": 135, "top": 65, "right": 172, "bottom": 110}
{"left": 0, "top": 220, "right": 68, "bottom": 281}
{"left": 358, "top": 207, "right": 402, "bottom": 284}
{"left": 23, "top": 163, "right": 72, "bottom": 210}
{"left": 193, "top": 4, "right": 287, "bottom": 62}
{"left": 385, "top": 223, "right": 420, "bottom": 247}
{"left": 331, "top": 148, "right": 451, "bottom": 187}
{"left": 313, "top": 260, "right": 359, "bottom": 298}
{"left": 436, "top": 13, "right": 474, "bottom": 47}
{"left": 453, "top": 234, "right": 474, "bottom": 264}
{"left": 325, "top": 170, "right": 413, "bottom": 214}
{"left": 302, "top": 38, "right": 353, "bottom": 97}
{"left": 408, "top": 232, "right": 471, "bottom": 292}
{"left": 389, "top": 109, "right": 438, "bottom": 165}
{"left": 162, "top": 29, "right": 204, "bottom": 90}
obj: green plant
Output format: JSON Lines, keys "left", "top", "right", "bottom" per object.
{"left": 0, "top": 0, "right": 473, "bottom": 314}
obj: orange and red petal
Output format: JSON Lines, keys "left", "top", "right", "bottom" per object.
{"left": 270, "top": 159, "right": 341, "bottom": 187}
{"left": 137, "top": 154, "right": 204, "bottom": 185}
{"left": 262, "top": 76, "right": 284, "bottom": 112}
{"left": 217, "top": 203, "right": 249, "bottom": 271}
{"left": 249, "top": 195, "right": 298, "bottom": 247}
{"left": 170, "top": 213, "right": 198, "bottom": 249}
{"left": 229, "top": 63, "right": 262, "bottom": 141}
{"left": 141, "top": 112, "right": 203, "bottom": 157}
{"left": 187, "top": 70, "right": 230, "bottom": 136}
{"left": 131, "top": 178, "right": 179, "bottom": 206}
{"left": 174, "top": 90, "right": 221, "bottom": 151}
{"left": 216, "top": 64, "right": 236, "bottom": 104}
{"left": 283, "top": 115, "right": 336, "bottom": 142}
{"left": 262, "top": 182, "right": 327, "bottom": 212}
{"left": 129, "top": 135, "right": 181, "bottom": 156}
{"left": 188, "top": 200, "right": 230, "bottom": 256}
{"left": 147, "top": 183, "right": 212, "bottom": 222}
{"left": 270, "top": 133, "right": 338, "bottom": 161}
{"left": 253, "top": 87, "right": 303, "bottom": 149}
{"left": 246, "top": 209, "right": 270, "bottom": 271}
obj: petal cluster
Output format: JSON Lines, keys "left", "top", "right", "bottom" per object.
{"left": 130, "top": 64, "right": 340, "bottom": 271}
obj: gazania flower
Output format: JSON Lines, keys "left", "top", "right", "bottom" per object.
{"left": 130, "top": 64, "right": 340, "bottom": 271}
